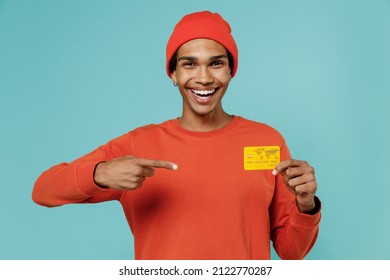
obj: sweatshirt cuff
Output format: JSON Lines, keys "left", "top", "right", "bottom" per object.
{"left": 76, "top": 161, "right": 109, "bottom": 196}
{"left": 291, "top": 196, "right": 322, "bottom": 228}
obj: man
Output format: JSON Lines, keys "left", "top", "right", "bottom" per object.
{"left": 33, "top": 11, "right": 321, "bottom": 260}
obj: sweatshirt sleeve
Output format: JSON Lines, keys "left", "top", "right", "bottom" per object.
{"left": 32, "top": 133, "right": 132, "bottom": 207}
{"left": 269, "top": 140, "right": 321, "bottom": 260}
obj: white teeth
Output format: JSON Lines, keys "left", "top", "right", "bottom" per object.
{"left": 191, "top": 89, "right": 216, "bottom": 96}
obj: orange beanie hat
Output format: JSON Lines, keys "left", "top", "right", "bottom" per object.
{"left": 166, "top": 11, "right": 238, "bottom": 78}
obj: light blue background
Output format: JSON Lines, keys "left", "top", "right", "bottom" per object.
{"left": 1, "top": 0, "right": 389, "bottom": 260}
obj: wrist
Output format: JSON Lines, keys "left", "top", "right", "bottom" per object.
{"left": 298, "top": 203, "right": 315, "bottom": 214}
{"left": 297, "top": 196, "right": 321, "bottom": 215}
{"left": 93, "top": 161, "right": 108, "bottom": 189}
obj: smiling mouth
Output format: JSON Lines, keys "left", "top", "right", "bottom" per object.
{"left": 190, "top": 89, "right": 217, "bottom": 100}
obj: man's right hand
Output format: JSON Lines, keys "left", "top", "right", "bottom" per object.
{"left": 93, "top": 156, "right": 178, "bottom": 190}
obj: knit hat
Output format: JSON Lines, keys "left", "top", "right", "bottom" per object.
{"left": 166, "top": 11, "right": 238, "bottom": 78}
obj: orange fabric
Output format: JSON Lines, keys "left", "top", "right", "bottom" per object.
{"left": 166, "top": 11, "right": 238, "bottom": 77}
{"left": 33, "top": 116, "right": 320, "bottom": 259}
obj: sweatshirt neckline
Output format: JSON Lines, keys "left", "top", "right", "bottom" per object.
{"left": 169, "top": 116, "right": 241, "bottom": 138}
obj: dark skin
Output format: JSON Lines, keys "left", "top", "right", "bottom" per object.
{"left": 273, "top": 160, "right": 317, "bottom": 213}
{"left": 94, "top": 156, "right": 178, "bottom": 190}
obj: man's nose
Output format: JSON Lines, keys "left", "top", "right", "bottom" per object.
{"left": 195, "top": 66, "right": 213, "bottom": 84}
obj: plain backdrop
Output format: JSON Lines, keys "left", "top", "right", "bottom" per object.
{"left": 1, "top": 0, "right": 389, "bottom": 259}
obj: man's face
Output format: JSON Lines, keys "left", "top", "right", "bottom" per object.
{"left": 171, "top": 38, "right": 232, "bottom": 119}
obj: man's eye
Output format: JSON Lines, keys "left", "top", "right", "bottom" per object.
{"left": 211, "top": 60, "right": 224, "bottom": 67}
{"left": 182, "top": 62, "right": 196, "bottom": 67}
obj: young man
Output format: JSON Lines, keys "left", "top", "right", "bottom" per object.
{"left": 33, "top": 11, "right": 321, "bottom": 260}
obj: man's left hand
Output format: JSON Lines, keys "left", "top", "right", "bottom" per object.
{"left": 273, "top": 159, "right": 317, "bottom": 214}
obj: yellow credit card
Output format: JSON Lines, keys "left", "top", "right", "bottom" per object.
{"left": 244, "top": 146, "right": 280, "bottom": 170}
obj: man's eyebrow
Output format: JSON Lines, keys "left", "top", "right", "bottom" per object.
{"left": 178, "top": 56, "right": 197, "bottom": 62}
{"left": 210, "top": 54, "right": 228, "bottom": 60}
{"left": 177, "top": 54, "right": 228, "bottom": 62}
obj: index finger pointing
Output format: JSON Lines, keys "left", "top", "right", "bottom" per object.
{"left": 138, "top": 158, "right": 178, "bottom": 171}
{"left": 272, "top": 159, "right": 308, "bottom": 176}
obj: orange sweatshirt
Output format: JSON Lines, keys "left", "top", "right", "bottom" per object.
{"left": 33, "top": 116, "right": 320, "bottom": 259}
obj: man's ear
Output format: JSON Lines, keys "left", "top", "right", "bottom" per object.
{"left": 171, "top": 72, "right": 177, "bottom": 85}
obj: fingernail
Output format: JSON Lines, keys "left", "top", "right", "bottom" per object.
{"left": 272, "top": 169, "right": 277, "bottom": 176}
{"left": 172, "top": 164, "right": 178, "bottom": 170}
